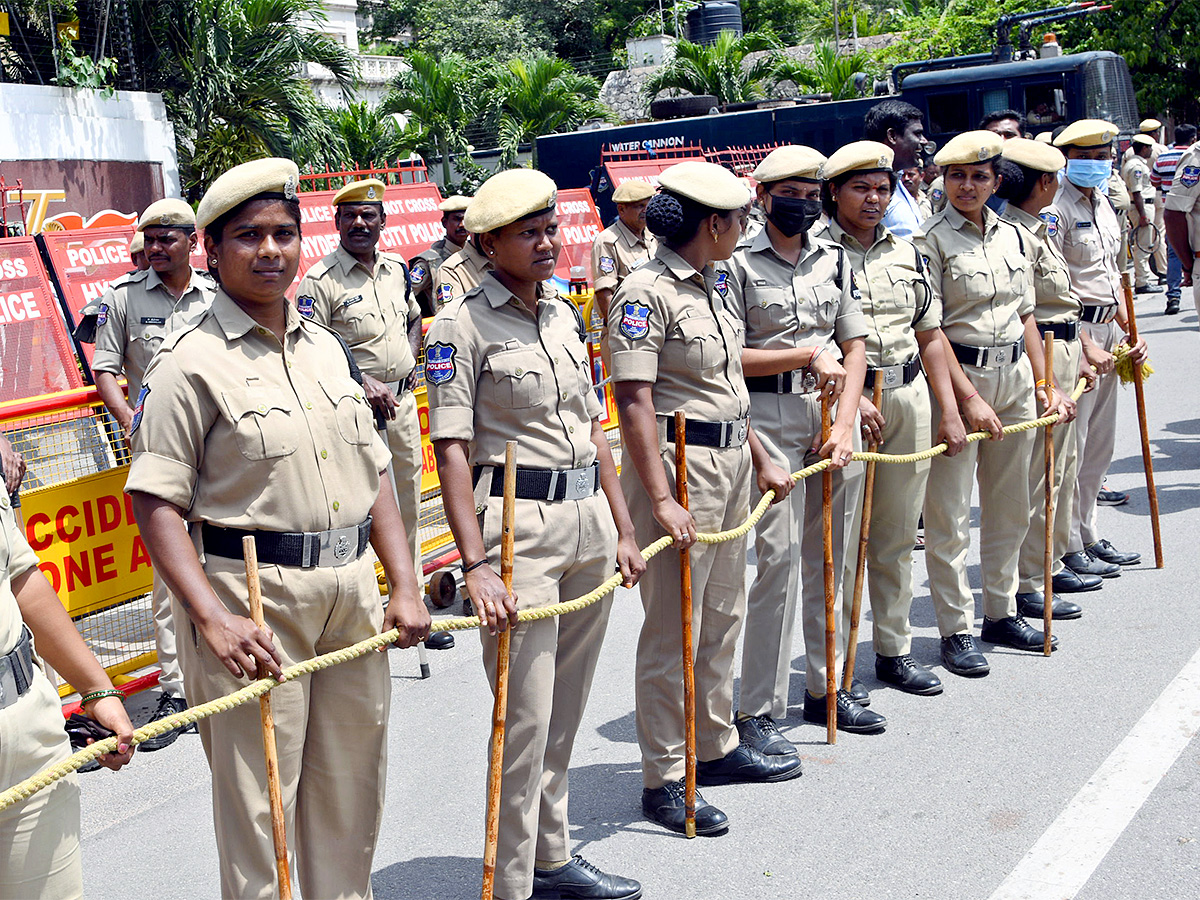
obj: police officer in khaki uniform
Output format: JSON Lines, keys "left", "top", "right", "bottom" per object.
{"left": 127, "top": 158, "right": 430, "bottom": 900}
{"left": 296, "top": 179, "right": 426, "bottom": 594}
{"left": 129, "top": 230, "right": 148, "bottom": 270}
{"left": 997, "top": 139, "right": 1093, "bottom": 616}
{"left": 0, "top": 489, "right": 134, "bottom": 900}
{"left": 409, "top": 195, "right": 470, "bottom": 316}
{"left": 915, "top": 131, "right": 1055, "bottom": 678}
{"left": 92, "top": 197, "right": 215, "bottom": 750}
{"left": 720, "top": 145, "right": 882, "bottom": 739}
{"left": 426, "top": 168, "right": 644, "bottom": 900}
{"left": 1047, "top": 120, "right": 1148, "bottom": 579}
{"left": 434, "top": 230, "right": 493, "bottom": 307}
{"left": 591, "top": 179, "right": 657, "bottom": 367}
{"left": 1123, "top": 135, "right": 1160, "bottom": 293}
{"left": 609, "top": 161, "right": 800, "bottom": 836}
{"left": 818, "top": 141, "right": 961, "bottom": 698}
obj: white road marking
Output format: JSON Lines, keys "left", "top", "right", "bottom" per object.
{"left": 988, "top": 644, "right": 1200, "bottom": 900}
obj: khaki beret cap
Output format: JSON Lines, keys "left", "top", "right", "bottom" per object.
{"left": 196, "top": 158, "right": 300, "bottom": 230}
{"left": 333, "top": 178, "right": 387, "bottom": 205}
{"left": 137, "top": 198, "right": 195, "bottom": 232}
{"left": 1001, "top": 138, "right": 1065, "bottom": 172}
{"left": 820, "top": 141, "right": 895, "bottom": 180}
{"left": 612, "top": 179, "right": 655, "bottom": 203}
{"left": 129, "top": 232, "right": 144, "bottom": 255}
{"left": 934, "top": 130, "right": 1004, "bottom": 166}
{"left": 1053, "top": 119, "right": 1118, "bottom": 148}
{"left": 1140, "top": 118, "right": 1163, "bottom": 133}
{"left": 658, "top": 160, "right": 751, "bottom": 210}
{"left": 464, "top": 168, "right": 557, "bottom": 234}
{"left": 438, "top": 195, "right": 471, "bottom": 212}
{"left": 753, "top": 145, "right": 827, "bottom": 183}
{"left": 1034, "top": 131, "right": 1054, "bottom": 144}
{"left": 1132, "top": 134, "right": 1156, "bottom": 147}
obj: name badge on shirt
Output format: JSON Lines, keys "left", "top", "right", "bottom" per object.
{"left": 140, "top": 316, "right": 166, "bottom": 325}
{"left": 1076, "top": 221, "right": 1093, "bottom": 230}
{"left": 342, "top": 294, "right": 363, "bottom": 308}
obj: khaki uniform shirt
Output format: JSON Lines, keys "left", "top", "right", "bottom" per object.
{"left": 0, "top": 491, "right": 38, "bottom": 656}
{"left": 1043, "top": 179, "right": 1123, "bottom": 308}
{"left": 590, "top": 220, "right": 656, "bottom": 293}
{"left": 816, "top": 220, "right": 934, "bottom": 368}
{"left": 928, "top": 176, "right": 948, "bottom": 215}
{"left": 1107, "top": 169, "right": 1132, "bottom": 216}
{"left": 296, "top": 246, "right": 420, "bottom": 383}
{"left": 92, "top": 267, "right": 215, "bottom": 400}
{"left": 1001, "top": 205, "right": 1081, "bottom": 325}
{"left": 408, "top": 237, "right": 460, "bottom": 313}
{"left": 722, "top": 228, "right": 869, "bottom": 362}
{"left": 915, "top": 205, "right": 1035, "bottom": 346}
{"left": 1163, "top": 143, "right": 1200, "bottom": 241}
{"left": 1122, "top": 155, "right": 1152, "bottom": 202}
{"left": 607, "top": 246, "right": 750, "bottom": 425}
{"left": 424, "top": 276, "right": 601, "bottom": 470}
{"left": 126, "top": 289, "right": 390, "bottom": 533}
{"left": 435, "top": 241, "right": 492, "bottom": 308}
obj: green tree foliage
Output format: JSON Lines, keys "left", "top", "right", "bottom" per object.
{"left": 771, "top": 41, "right": 875, "bottom": 100}
{"left": 644, "top": 31, "right": 784, "bottom": 107}
{"left": 383, "top": 50, "right": 476, "bottom": 184}
{"left": 408, "top": 0, "right": 540, "bottom": 60}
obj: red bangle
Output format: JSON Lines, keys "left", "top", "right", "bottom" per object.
{"left": 962, "top": 390, "right": 980, "bottom": 403}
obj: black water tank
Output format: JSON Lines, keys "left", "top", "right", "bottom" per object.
{"left": 685, "top": 1, "right": 744, "bottom": 46}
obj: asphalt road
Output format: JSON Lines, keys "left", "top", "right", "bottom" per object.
{"left": 76, "top": 291, "right": 1200, "bottom": 899}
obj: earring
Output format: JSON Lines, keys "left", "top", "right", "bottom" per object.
{"left": 711, "top": 229, "right": 719, "bottom": 242}
{"left": 208, "top": 257, "right": 217, "bottom": 266}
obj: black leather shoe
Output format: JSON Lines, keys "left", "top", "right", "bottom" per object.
{"left": 1052, "top": 568, "right": 1103, "bottom": 593}
{"left": 848, "top": 678, "right": 870, "bottom": 706}
{"left": 641, "top": 781, "right": 728, "bottom": 836}
{"left": 139, "top": 692, "right": 190, "bottom": 752}
{"left": 1087, "top": 538, "right": 1141, "bottom": 566}
{"left": 696, "top": 742, "right": 803, "bottom": 785}
{"left": 802, "top": 690, "right": 887, "bottom": 734}
{"left": 424, "top": 631, "right": 455, "bottom": 650}
{"left": 1062, "top": 550, "right": 1120, "bottom": 579}
{"left": 940, "top": 634, "right": 990, "bottom": 677}
{"left": 980, "top": 615, "right": 1058, "bottom": 652}
{"left": 532, "top": 855, "right": 642, "bottom": 899}
{"left": 1165, "top": 297, "right": 1181, "bottom": 315}
{"left": 735, "top": 713, "right": 797, "bottom": 756}
{"left": 1016, "top": 591, "right": 1082, "bottom": 620}
{"left": 875, "top": 654, "right": 944, "bottom": 695}
{"left": 1096, "top": 488, "right": 1129, "bottom": 507}
{"left": 1135, "top": 284, "right": 1163, "bottom": 294}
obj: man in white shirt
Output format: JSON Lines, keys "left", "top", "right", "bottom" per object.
{"left": 863, "top": 100, "right": 928, "bottom": 237}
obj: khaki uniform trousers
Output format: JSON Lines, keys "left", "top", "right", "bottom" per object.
{"left": 0, "top": 671, "right": 82, "bottom": 900}
{"left": 1130, "top": 222, "right": 1155, "bottom": 288}
{"left": 926, "top": 356, "right": 1036, "bottom": 635}
{"left": 180, "top": 551, "right": 390, "bottom": 900}
{"left": 741, "top": 392, "right": 862, "bottom": 713}
{"left": 151, "top": 572, "right": 184, "bottom": 695}
{"left": 840, "top": 375, "right": 931, "bottom": 658}
{"left": 625, "top": 441, "right": 750, "bottom": 789}
{"left": 382, "top": 390, "right": 424, "bottom": 580}
{"left": 1153, "top": 194, "right": 1167, "bottom": 276}
{"left": 1018, "top": 338, "right": 1083, "bottom": 592}
{"left": 476, "top": 490, "right": 616, "bottom": 900}
{"left": 1069, "top": 322, "right": 1118, "bottom": 553}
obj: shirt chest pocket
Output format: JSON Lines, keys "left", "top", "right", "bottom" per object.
{"left": 946, "top": 254, "right": 992, "bottom": 303}
{"left": 339, "top": 298, "right": 380, "bottom": 342}
{"left": 131, "top": 319, "right": 167, "bottom": 351}
{"left": 1035, "top": 255, "right": 1070, "bottom": 299}
{"left": 319, "top": 379, "right": 374, "bottom": 446}
{"left": 221, "top": 387, "right": 301, "bottom": 461}
{"left": 810, "top": 282, "right": 841, "bottom": 332}
{"left": 885, "top": 267, "right": 922, "bottom": 315}
{"left": 674, "top": 314, "right": 719, "bottom": 371}
{"left": 488, "top": 349, "right": 546, "bottom": 409}
{"left": 1003, "top": 254, "right": 1030, "bottom": 299}
{"left": 745, "top": 284, "right": 790, "bottom": 332}
{"left": 563, "top": 342, "right": 594, "bottom": 397}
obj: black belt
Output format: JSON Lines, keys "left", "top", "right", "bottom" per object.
{"left": 472, "top": 463, "right": 600, "bottom": 502}
{"left": 865, "top": 356, "right": 922, "bottom": 390}
{"left": 202, "top": 519, "right": 372, "bottom": 568}
{"left": 745, "top": 370, "right": 816, "bottom": 394}
{"left": 949, "top": 337, "right": 1025, "bottom": 369}
{"left": 1037, "top": 321, "right": 1081, "bottom": 342}
{"left": 663, "top": 416, "right": 750, "bottom": 449}
{"left": 1080, "top": 304, "right": 1117, "bottom": 324}
{"left": 0, "top": 626, "right": 36, "bottom": 710}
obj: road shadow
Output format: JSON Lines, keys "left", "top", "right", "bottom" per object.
{"left": 371, "top": 854, "right": 479, "bottom": 900}
{"left": 561, "top": 761, "right": 666, "bottom": 849}
{"left": 595, "top": 709, "right": 638, "bottom": 744}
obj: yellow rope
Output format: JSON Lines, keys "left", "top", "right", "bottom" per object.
{"left": 0, "top": 379, "right": 1087, "bottom": 813}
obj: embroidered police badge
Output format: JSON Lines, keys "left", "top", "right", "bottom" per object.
{"left": 97, "top": 302, "right": 109, "bottom": 325}
{"left": 130, "top": 384, "right": 150, "bottom": 434}
{"left": 425, "top": 342, "right": 457, "bottom": 385}
{"left": 409, "top": 261, "right": 427, "bottom": 284}
{"left": 599, "top": 256, "right": 616, "bottom": 275}
{"left": 296, "top": 294, "right": 315, "bottom": 317}
{"left": 713, "top": 271, "right": 729, "bottom": 299}
{"left": 1039, "top": 212, "right": 1060, "bottom": 237}
{"left": 437, "top": 283, "right": 454, "bottom": 305}
{"left": 619, "top": 302, "right": 652, "bottom": 340}
{"left": 1179, "top": 165, "right": 1200, "bottom": 189}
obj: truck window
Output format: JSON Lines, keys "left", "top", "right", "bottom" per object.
{"left": 926, "top": 91, "right": 971, "bottom": 137}
{"left": 981, "top": 88, "right": 1010, "bottom": 117}
{"left": 1025, "top": 81, "right": 1067, "bottom": 129}
{"left": 1083, "top": 57, "right": 1139, "bottom": 133}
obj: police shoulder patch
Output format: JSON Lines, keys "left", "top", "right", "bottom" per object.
{"left": 1179, "top": 165, "right": 1200, "bottom": 189}
{"left": 619, "top": 301, "right": 652, "bottom": 340}
{"left": 598, "top": 256, "right": 616, "bottom": 275}
{"left": 425, "top": 341, "right": 457, "bottom": 385}
{"left": 296, "top": 294, "right": 315, "bottom": 317}
{"left": 130, "top": 384, "right": 150, "bottom": 435}
{"left": 1039, "top": 212, "right": 1060, "bottom": 237}
{"left": 97, "top": 302, "right": 109, "bottom": 325}
{"left": 713, "top": 271, "right": 729, "bottom": 299}
{"left": 436, "top": 283, "right": 454, "bottom": 306}
{"left": 931, "top": 188, "right": 944, "bottom": 202}
{"left": 409, "top": 261, "right": 427, "bottom": 284}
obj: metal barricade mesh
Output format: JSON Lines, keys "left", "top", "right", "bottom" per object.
{"left": 2, "top": 403, "right": 120, "bottom": 490}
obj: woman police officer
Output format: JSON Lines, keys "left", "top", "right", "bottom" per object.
{"left": 608, "top": 161, "right": 799, "bottom": 837}
{"left": 127, "top": 158, "right": 430, "bottom": 899}
{"left": 815, "top": 140, "right": 962, "bottom": 698}
{"left": 425, "top": 168, "right": 645, "bottom": 900}
{"left": 914, "top": 131, "right": 1057, "bottom": 678}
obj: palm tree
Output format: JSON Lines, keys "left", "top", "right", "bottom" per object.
{"left": 316, "top": 101, "right": 412, "bottom": 170}
{"left": 144, "top": 0, "right": 355, "bottom": 197}
{"left": 643, "top": 31, "right": 784, "bottom": 109}
{"left": 770, "top": 41, "right": 876, "bottom": 101}
{"left": 484, "top": 55, "right": 612, "bottom": 169}
{"left": 383, "top": 50, "right": 475, "bottom": 186}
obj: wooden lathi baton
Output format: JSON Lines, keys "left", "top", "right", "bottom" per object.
{"left": 843, "top": 377, "right": 883, "bottom": 691}
{"left": 674, "top": 411, "right": 698, "bottom": 839}
{"left": 1121, "top": 273, "right": 1164, "bottom": 568}
{"left": 482, "top": 441, "right": 518, "bottom": 899}
{"left": 1042, "top": 333, "right": 1055, "bottom": 656}
{"left": 821, "top": 397, "right": 837, "bottom": 745}
{"left": 242, "top": 535, "right": 293, "bottom": 900}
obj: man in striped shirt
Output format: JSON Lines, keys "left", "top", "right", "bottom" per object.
{"left": 1152, "top": 124, "right": 1198, "bottom": 314}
